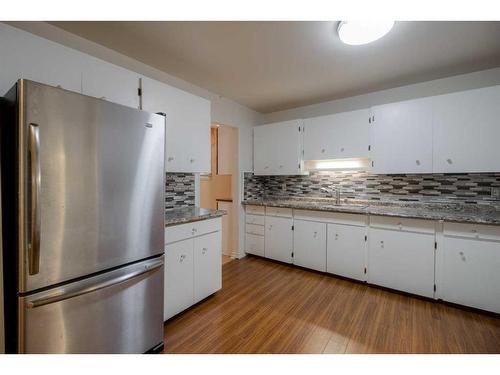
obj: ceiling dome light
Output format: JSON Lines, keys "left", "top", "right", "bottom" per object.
{"left": 338, "top": 21, "right": 394, "bottom": 45}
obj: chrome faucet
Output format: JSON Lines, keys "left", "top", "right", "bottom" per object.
{"left": 320, "top": 186, "right": 341, "bottom": 204}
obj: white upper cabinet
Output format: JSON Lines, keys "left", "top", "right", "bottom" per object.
{"left": 370, "top": 98, "right": 433, "bottom": 174}
{"left": 303, "top": 109, "right": 370, "bottom": 160}
{"left": 0, "top": 23, "right": 83, "bottom": 94}
{"left": 253, "top": 120, "right": 304, "bottom": 175}
{"left": 141, "top": 77, "right": 211, "bottom": 173}
{"left": 432, "top": 85, "right": 500, "bottom": 173}
{"left": 81, "top": 57, "right": 140, "bottom": 108}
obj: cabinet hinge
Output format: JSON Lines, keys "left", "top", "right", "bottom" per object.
{"left": 368, "top": 117, "right": 371, "bottom": 124}
{"left": 364, "top": 267, "right": 367, "bottom": 274}
{"left": 298, "top": 126, "right": 301, "bottom": 132}
{"left": 137, "top": 87, "right": 142, "bottom": 97}
{"left": 364, "top": 235, "right": 367, "bottom": 242}
{"left": 291, "top": 225, "right": 294, "bottom": 231}
{"left": 434, "top": 241, "right": 437, "bottom": 250}
{"left": 372, "top": 115, "right": 375, "bottom": 122}
{"left": 434, "top": 284, "right": 437, "bottom": 292}
{"left": 291, "top": 252, "right": 294, "bottom": 258}
{"left": 371, "top": 161, "right": 374, "bottom": 168}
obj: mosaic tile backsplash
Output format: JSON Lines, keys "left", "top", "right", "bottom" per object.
{"left": 244, "top": 171, "right": 500, "bottom": 204}
{"left": 166, "top": 173, "right": 195, "bottom": 209}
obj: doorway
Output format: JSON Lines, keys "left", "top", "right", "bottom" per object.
{"left": 200, "top": 124, "right": 238, "bottom": 264}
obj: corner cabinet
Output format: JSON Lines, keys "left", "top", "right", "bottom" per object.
{"left": 303, "top": 109, "right": 370, "bottom": 161}
{"left": 253, "top": 120, "right": 305, "bottom": 175}
{"left": 370, "top": 98, "right": 433, "bottom": 174}
{"left": 164, "top": 218, "right": 222, "bottom": 320}
{"left": 141, "top": 77, "right": 211, "bottom": 173}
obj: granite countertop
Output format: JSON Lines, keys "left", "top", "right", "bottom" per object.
{"left": 242, "top": 197, "right": 500, "bottom": 225}
{"left": 165, "top": 206, "right": 226, "bottom": 227}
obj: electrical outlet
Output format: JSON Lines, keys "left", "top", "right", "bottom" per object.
{"left": 492, "top": 187, "right": 500, "bottom": 200}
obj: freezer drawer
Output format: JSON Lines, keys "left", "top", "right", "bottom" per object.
{"left": 18, "top": 256, "right": 164, "bottom": 354}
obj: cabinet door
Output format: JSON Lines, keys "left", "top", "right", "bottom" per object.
{"left": 254, "top": 120, "right": 303, "bottom": 175}
{"left": 433, "top": 85, "right": 500, "bottom": 173}
{"left": 441, "top": 236, "right": 500, "bottom": 314}
{"left": 293, "top": 220, "right": 327, "bottom": 271}
{"left": 82, "top": 57, "right": 140, "bottom": 108}
{"left": 370, "top": 98, "right": 433, "bottom": 174}
{"left": 142, "top": 77, "right": 210, "bottom": 173}
{"left": 164, "top": 239, "right": 194, "bottom": 320}
{"left": 303, "top": 109, "right": 370, "bottom": 160}
{"left": 327, "top": 224, "right": 366, "bottom": 281}
{"left": 368, "top": 228, "right": 435, "bottom": 298}
{"left": 265, "top": 216, "right": 293, "bottom": 263}
{"left": 194, "top": 231, "right": 222, "bottom": 303}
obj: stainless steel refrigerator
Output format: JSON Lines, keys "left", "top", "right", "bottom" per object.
{"left": 0, "top": 80, "right": 165, "bottom": 353}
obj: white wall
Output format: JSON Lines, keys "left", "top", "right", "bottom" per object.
{"left": 260, "top": 67, "right": 500, "bottom": 124}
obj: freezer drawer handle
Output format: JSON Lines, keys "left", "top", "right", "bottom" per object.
{"left": 28, "top": 123, "right": 41, "bottom": 275}
{"left": 25, "top": 259, "right": 163, "bottom": 308}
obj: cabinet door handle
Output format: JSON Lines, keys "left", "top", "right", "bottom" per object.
{"left": 415, "top": 160, "right": 420, "bottom": 166}
{"left": 313, "top": 231, "right": 317, "bottom": 238}
{"left": 321, "top": 148, "right": 325, "bottom": 153}
{"left": 335, "top": 233, "right": 338, "bottom": 240}
{"left": 446, "top": 158, "right": 453, "bottom": 164}
{"left": 180, "top": 254, "right": 186, "bottom": 262}
{"left": 380, "top": 240, "right": 384, "bottom": 248}
{"left": 340, "top": 147, "right": 344, "bottom": 152}
{"left": 190, "top": 158, "right": 195, "bottom": 163}
{"left": 268, "top": 225, "right": 273, "bottom": 230}
{"left": 167, "top": 156, "right": 174, "bottom": 162}
{"left": 202, "top": 247, "right": 207, "bottom": 254}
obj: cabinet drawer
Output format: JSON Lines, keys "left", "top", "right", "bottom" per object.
{"left": 165, "top": 217, "right": 221, "bottom": 245}
{"left": 245, "top": 233, "right": 265, "bottom": 257}
{"left": 246, "top": 223, "right": 265, "bottom": 236}
{"left": 369, "top": 215, "right": 435, "bottom": 234}
{"left": 294, "top": 209, "right": 367, "bottom": 227}
{"left": 246, "top": 214, "right": 265, "bottom": 226}
{"left": 194, "top": 217, "right": 222, "bottom": 237}
{"left": 165, "top": 222, "right": 195, "bottom": 245}
{"left": 245, "top": 205, "right": 265, "bottom": 215}
{"left": 444, "top": 222, "right": 500, "bottom": 241}
{"left": 266, "top": 206, "right": 293, "bottom": 218}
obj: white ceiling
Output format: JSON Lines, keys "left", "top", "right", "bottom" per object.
{"left": 49, "top": 21, "right": 500, "bottom": 113}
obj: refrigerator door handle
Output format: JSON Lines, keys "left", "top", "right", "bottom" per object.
{"left": 25, "top": 257, "right": 164, "bottom": 309}
{"left": 28, "top": 123, "right": 41, "bottom": 275}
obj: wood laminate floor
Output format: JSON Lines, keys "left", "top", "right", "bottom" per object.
{"left": 163, "top": 256, "right": 500, "bottom": 354}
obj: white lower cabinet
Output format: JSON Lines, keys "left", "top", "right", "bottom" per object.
{"left": 265, "top": 216, "right": 293, "bottom": 263}
{"left": 368, "top": 217, "right": 435, "bottom": 298}
{"left": 293, "top": 220, "right": 327, "bottom": 272}
{"left": 164, "top": 218, "right": 222, "bottom": 320}
{"left": 439, "top": 223, "right": 500, "bottom": 314}
{"left": 245, "top": 206, "right": 266, "bottom": 256}
{"left": 164, "top": 239, "right": 194, "bottom": 320}
{"left": 194, "top": 231, "right": 222, "bottom": 304}
{"left": 327, "top": 223, "right": 367, "bottom": 281}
